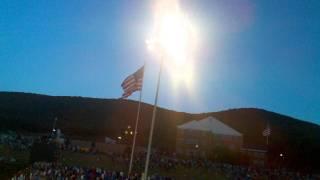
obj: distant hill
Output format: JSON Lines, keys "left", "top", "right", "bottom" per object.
{"left": 0, "top": 92, "right": 320, "bottom": 170}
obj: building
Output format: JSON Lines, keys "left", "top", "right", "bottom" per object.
{"left": 176, "top": 116, "right": 243, "bottom": 157}
{"left": 241, "top": 146, "right": 267, "bottom": 167}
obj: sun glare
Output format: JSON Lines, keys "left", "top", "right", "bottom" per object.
{"left": 147, "top": 0, "right": 197, "bottom": 85}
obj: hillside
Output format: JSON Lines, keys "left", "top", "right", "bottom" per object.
{"left": 0, "top": 92, "right": 320, "bottom": 170}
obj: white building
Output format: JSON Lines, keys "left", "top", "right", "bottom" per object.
{"left": 176, "top": 116, "right": 243, "bottom": 157}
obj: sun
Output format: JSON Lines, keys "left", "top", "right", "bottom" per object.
{"left": 146, "top": 0, "right": 197, "bottom": 85}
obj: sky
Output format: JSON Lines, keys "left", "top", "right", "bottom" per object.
{"left": 0, "top": 0, "right": 319, "bottom": 124}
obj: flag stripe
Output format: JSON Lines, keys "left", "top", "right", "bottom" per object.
{"left": 122, "top": 76, "right": 135, "bottom": 88}
{"left": 123, "top": 80, "right": 142, "bottom": 90}
{"left": 124, "top": 85, "right": 141, "bottom": 94}
{"left": 121, "top": 66, "right": 144, "bottom": 98}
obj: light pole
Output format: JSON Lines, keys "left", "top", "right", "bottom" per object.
{"left": 52, "top": 117, "right": 58, "bottom": 131}
{"left": 143, "top": 58, "right": 163, "bottom": 180}
{"left": 142, "top": 1, "right": 196, "bottom": 179}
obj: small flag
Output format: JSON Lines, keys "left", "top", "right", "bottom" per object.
{"left": 262, "top": 123, "right": 271, "bottom": 136}
{"left": 121, "top": 66, "right": 144, "bottom": 98}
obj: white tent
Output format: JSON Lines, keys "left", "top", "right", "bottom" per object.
{"left": 177, "top": 116, "right": 242, "bottom": 136}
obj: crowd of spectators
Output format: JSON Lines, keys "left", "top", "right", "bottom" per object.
{"left": 109, "top": 151, "right": 318, "bottom": 180}
{"left": 4, "top": 132, "right": 318, "bottom": 179}
{"left": 11, "top": 159, "right": 319, "bottom": 180}
{"left": 0, "top": 131, "right": 33, "bottom": 163}
{"left": 11, "top": 162, "right": 173, "bottom": 180}
{"left": 0, "top": 131, "right": 33, "bottom": 151}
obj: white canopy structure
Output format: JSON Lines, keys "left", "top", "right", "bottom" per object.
{"left": 177, "top": 116, "right": 242, "bottom": 137}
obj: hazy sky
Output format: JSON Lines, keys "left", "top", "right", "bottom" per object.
{"left": 1, "top": 0, "right": 319, "bottom": 123}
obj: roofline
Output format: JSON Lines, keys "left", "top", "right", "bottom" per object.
{"left": 177, "top": 127, "right": 243, "bottom": 136}
{"left": 177, "top": 116, "right": 243, "bottom": 136}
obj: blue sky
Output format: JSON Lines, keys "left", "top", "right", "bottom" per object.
{"left": 0, "top": 0, "right": 319, "bottom": 123}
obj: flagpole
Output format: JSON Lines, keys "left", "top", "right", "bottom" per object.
{"left": 143, "top": 58, "right": 163, "bottom": 180}
{"left": 128, "top": 65, "right": 145, "bottom": 176}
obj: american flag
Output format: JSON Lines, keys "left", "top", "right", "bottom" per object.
{"left": 262, "top": 123, "right": 271, "bottom": 136}
{"left": 121, "top": 66, "right": 144, "bottom": 98}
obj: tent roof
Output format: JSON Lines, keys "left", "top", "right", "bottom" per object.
{"left": 177, "top": 116, "right": 242, "bottom": 136}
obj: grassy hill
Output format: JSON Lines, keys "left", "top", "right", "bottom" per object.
{"left": 0, "top": 91, "right": 320, "bottom": 170}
